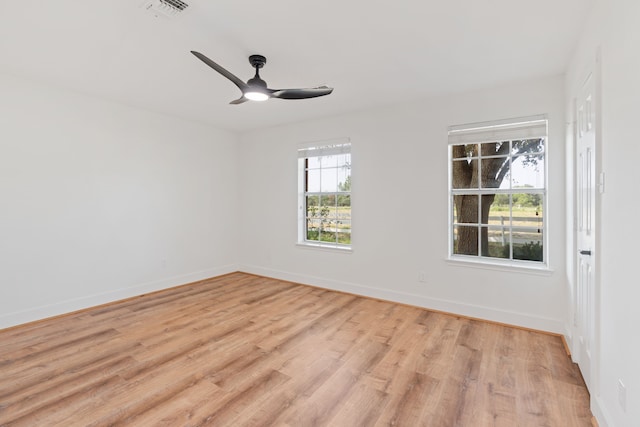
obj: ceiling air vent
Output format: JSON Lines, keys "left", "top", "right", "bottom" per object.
{"left": 144, "top": 0, "right": 189, "bottom": 18}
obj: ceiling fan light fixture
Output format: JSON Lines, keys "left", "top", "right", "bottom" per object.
{"left": 244, "top": 91, "right": 269, "bottom": 101}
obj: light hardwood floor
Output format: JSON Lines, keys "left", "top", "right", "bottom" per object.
{"left": 0, "top": 272, "right": 592, "bottom": 426}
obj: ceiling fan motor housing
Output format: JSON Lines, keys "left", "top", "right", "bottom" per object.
{"left": 249, "top": 55, "right": 266, "bottom": 69}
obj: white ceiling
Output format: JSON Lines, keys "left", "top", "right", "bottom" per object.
{"left": 0, "top": 0, "right": 593, "bottom": 133}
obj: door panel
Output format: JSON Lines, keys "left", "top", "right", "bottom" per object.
{"left": 575, "top": 72, "right": 596, "bottom": 391}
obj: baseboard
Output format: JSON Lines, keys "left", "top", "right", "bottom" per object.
{"left": 239, "top": 264, "right": 565, "bottom": 334}
{"left": 0, "top": 264, "right": 239, "bottom": 330}
{"left": 591, "top": 395, "right": 613, "bottom": 427}
{"left": 4, "top": 263, "right": 566, "bottom": 334}
{"left": 564, "top": 324, "right": 574, "bottom": 358}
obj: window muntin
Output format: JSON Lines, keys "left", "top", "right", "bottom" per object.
{"left": 298, "top": 141, "right": 351, "bottom": 248}
{"left": 449, "top": 117, "right": 547, "bottom": 265}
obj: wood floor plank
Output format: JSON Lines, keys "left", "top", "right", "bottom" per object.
{"left": 372, "top": 371, "right": 440, "bottom": 427}
{"left": 0, "top": 272, "right": 592, "bottom": 426}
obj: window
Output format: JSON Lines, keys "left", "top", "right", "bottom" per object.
{"left": 297, "top": 139, "right": 351, "bottom": 249}
{"left": 448, "top": 116, "right": 547, "bottom": 265}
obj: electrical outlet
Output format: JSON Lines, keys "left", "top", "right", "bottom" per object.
{"left": 418, "top": 271, "right": 426, "bottom": 283}
{"left": 618, "top": 379, "right": 627, "bottom": 412}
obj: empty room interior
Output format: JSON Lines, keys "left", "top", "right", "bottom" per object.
{"left": 1, "top": 0, "right": 639, "bottom": 426}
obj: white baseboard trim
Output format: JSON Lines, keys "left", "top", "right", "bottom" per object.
{"left": 0, "top": 264, "right": 239, "bottom": 330}
{"left": 591, "top": 395, "right": 613, "bottom": 427}
{"left": 564, "top": 324, "right": 576, "bottom": 360}
{"left": 239, "top": 265, "right": 565, "bottom": 334}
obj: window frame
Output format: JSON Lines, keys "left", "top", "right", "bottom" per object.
{"left": 447, "top": 116, "right": 548, "bottom": 268}
{"left": 297, "top": 139, "right": 352, "bottom": 251}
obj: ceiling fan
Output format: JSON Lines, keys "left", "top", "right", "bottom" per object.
{"left": 191, "top": 51, "right": 333, "bottom": 104}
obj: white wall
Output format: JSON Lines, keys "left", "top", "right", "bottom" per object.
{"left": 238, "top": 75, "right": 567, "bottom": 333}
{"left": 0, "top": 73, "right": 240, "bottom": 328}
{"left": 566, "top": 1, "right": 640, "bottom": 426}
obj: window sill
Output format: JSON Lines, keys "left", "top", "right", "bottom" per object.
{"left": 446, "top": 256, "right": 553, "bottom": 276}
{"left": 296, "top": 242, "right": 353, "bottom": 253}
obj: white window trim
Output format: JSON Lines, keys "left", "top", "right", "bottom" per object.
{"left": 445, "top": 257, "right": 554, "bottom": 276}
{"left": 295, "top": 242, "right": 353, "bottom": 253}
{"left": 447, "top": 115, "right": 549, "bottom": 269}
{"left": 297, "top": 138, "right": 352, "bottom": 250}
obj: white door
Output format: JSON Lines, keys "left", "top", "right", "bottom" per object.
{"left": 575, "top": 71, "right": 597, "bottom": 391}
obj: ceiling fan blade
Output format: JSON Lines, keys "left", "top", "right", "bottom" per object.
{"left": 191, "top": 51, "right": 248, "bottom": 91}
{"left": 229, "top": 96, "right": 249, "bottom": 105}
{"left": 270, "top": 86, "right": 333, "bottom": 100}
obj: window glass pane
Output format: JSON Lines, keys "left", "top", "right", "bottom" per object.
{"left": 336, "top": 154, "right": 351, "bottom": 168}
{"left": 306, "top": 219, "right": 321, "bottom": 241}
{"left": 321, "top": 168, "right": 338, "bottom": 192}
{"left": 320, "top": 194, "right": 336, "bottom": 207}
{"left": 323, "top": 205, "right": 338, "bottom": 220}
{"left": 306, "top": 195, "right": 320, "bottom": 218}
{"left": 307, "top": 156, "right": 321, "bottom": 169}
{"left": 481, "top": 141, "right": 508, "bottom": 155}
{"left": 491, "top": 193, "right": 510, "bottom": 221}
{"left": 337, "top": 167, "right": 351, "bottom": 192}
{"left": 512, "top": 229, "right": 543, "bottom": 261}
{"left": 452, "top": 197, "right": 458, "bottom": 224}
{"left": 451, "top": 144, "right": 478, "bottom": 160}
{"left": 483, "top": 195, "right": 509, "bottom": 226}
{"left": 337, "top": 207, "right": 351, "bottom": 222}
{"left": 321, "top": 218, "right": 336, "bottom": 238}
{"left": 317, "top": 196, "right": 336, "bottom": 233}
{"left": 482, "top": 226, "right": 511, "bottom": 259}
{"left": 336, "top": 219, "right": 351, "bottom": 231}
{"left": 337, "top": 232, "right": 351, "bottom": 245}
{"left": 511, "top": 193, "right": 543, "bottom": 229}
{"left": 452, "top": 195, "right": 479, "bottom": 224}
{"left": 319, "top": 230, "right": 337, "bottom": 243}
{"left": 499, "top": 168, "right": 512, "bottom": 190}
{"left": 452, "top": 158, "right": 479, "bottom": 189}
{"left": 512, "top": 138, "right": 544, "bottom": 155}
{"left": 337, "top": 194, "right": 351, "bottom": 209}
{"left": 336, "top": 220, "right": 351, "bottom": 244}
{"left": 480, "top": 156, "right": 509, "bottom": 189}
{"left": 320, "top": 154, "right": 337, "bottom": 168}
{"left": 453, "top": 225, "right": 478, "bottom": 256}
{"left": 307, "top": 169, "right": 320, "bottom": 192}
{"left": 511, "top": 154, "right": 544, "bottom": 189}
